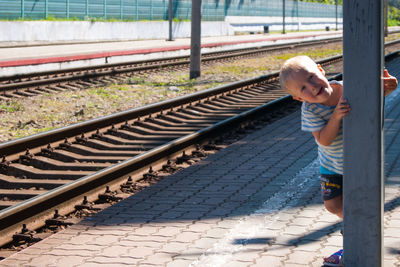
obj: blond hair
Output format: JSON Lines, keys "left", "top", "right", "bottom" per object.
{"left": 279, "top": 55, "right": 316, "bottom": 96}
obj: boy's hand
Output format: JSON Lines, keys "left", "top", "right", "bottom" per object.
{"left": 383, "top": 69, "right": 398, "bottom": 96}
{"left": 332, "top": 97, "right": 350, "bottom": 121}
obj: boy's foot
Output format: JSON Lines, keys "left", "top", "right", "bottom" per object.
{"left": 323, "top": 249, "right": 344, "bottom": 266}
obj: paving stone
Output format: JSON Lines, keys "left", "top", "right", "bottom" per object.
{"left": 252, "top": 255, "right": 285, "bottom": 266}
{"left": 317, "top": 245, "right": 343, "bottom": 259}
{"left": 204, "top": 227, "right": 229, "bottom": 239}
{"left": 293, "top": 240, "right": 324, "bottom": 252}
{"left": 299, "top": 230, "right": 331, "bottom": 242}
{"left": 123, "top": 234, "right": 168, "bottom": 243}
{"left": 275, "top": 212, "right": 296, "bottom": 222}
{"left": 284, "top": 263, "right": 309, "bottom": 267}
{"left": 85, "top": 256, "right": 141, "bottom": 265}
{"left": 43, "top": 249, "right": 94, "bottom": 257}
{"left": 230, "top": 249, "right": 262, "bottom": 262}
{"left": 286, "top": 250, "right": 317, "bottom": 264}
{"left": 385, "top": 227, "right": 400, "bottom": 238}
{"left": 142, "top": 252, "right": 174, "bottom": 265}
{"left": 166, "top": 259, "right": 194, "bottom": 267}
{"left": 128, "top": 246, "right": 155, "bottom": 258}
{"left": 155, "top": 226, "right": 184, "bottom": 237}
{"left": 282, "top": 225, "right": 309, "bottom": 236}
{"left": 324, "top": 235, "right": 343, "bottom": 247}
{"left": 28, "top": 254, "right": 60, "bottom": 266}
{"left": 65, "top": 234, "right": 97, "bottom": 245}
{"left": 186, "top": 222, "right": 214, "bottom": 232}
{"left": 84, "top": 229, "right": 128, "bottom": 236}
{"left": 384, "top": 258, "right": 400, "bottom": 267}
{"left": 290, "top": 216, "right": 316, "bottom": 226}
{"left": 160, "top": 242, "right": 189, "bottom": 254}
{"left": 192, "top": 237, "right": 219, "bottom": 249}
{"left": 53, "top": 243, "right": 102, "bottom": 252}
{"left": 221, "top": 260, "right": 253, "bottom": 267}
{"left": 273, "top": 234, "right": 300, "bottom": 246}
{"left": 119, "top": 240, "right": 163, "bottom": 248}
{"left": 79, "top": 264, "right": 128, "bottom": 267}
{"left": 91, "top": 235, "right": 122, "bottom": 244}
{"left": 55, "top": 256, "right": 86, "bottom": 267}
{"left": 3, "top": 251, "right": 35, "bottom": 262}
{"left": 261, "top": 245, "right": 292, "bottom": 257}
{"left": 174, "top": 231, "right": 202, "bottom": 243}
{"left": 128, "top": 225, "right": 158, "bottom": 235}
{"left": 14, "top": 246, "right": 51, "bottom": 255}
{"left": 0, "top": 259, "right": 24, "bottom": 267}
{"left": 173, "top": 247, "right": 204, "bottom": 261}
{"left": 102, "top": 246, "right": 131, "bottom": 257}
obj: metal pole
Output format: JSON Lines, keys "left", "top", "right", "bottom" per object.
{"left": 150, "top": 0, "right": 153, "bottom": 20}
{"left": 189, "top": 0, "right": 201, "bottom": 79}
{"left": 335, "top": 0, "right": 338, "bottom": 30}
{"left": 384, "top": 0, "right": 388, "bottom": 37}
{"left": 21, "top": 0, "right": 24, "bottom": 19}
{"left": 343, "top": 0, "right": 383, "bottom": 266}
{"left": 282, "top": 0, "right": 285, "bottom": 34}
{"left": 120, "top": 0, "right": 123, "bottom": 20}
{"left": 136, "top": 0, "right": 138, "bottom": 21}
{"left": 66, "top": 0, "right": 70, "bottom": 19}
{"left": 168, "top": 0, "right": 174, "bottom": 41}
{"left": 45, "top": 0, "right": 48, "bottom": 18}
{"left": 296, "top": 0, "right": 299, "bottom": 31}
{"left": 104, "top": 0, "right": 107, "bottom": 19}
{"left": 86, "top": 0, "right": 89, "bottom": 18}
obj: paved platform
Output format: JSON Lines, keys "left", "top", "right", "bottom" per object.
{"left": 1, "top": 59, "right": 400, "bottom": 266}
{"left": 0, "top": 31, "right": 342, "bottom": 77}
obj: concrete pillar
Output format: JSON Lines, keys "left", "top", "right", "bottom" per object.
{"left": 282, "top": 0, "right": 286, "bottom": 34}
{"left": 190, "top": 0, "right": 201, "bottom": 79}
{"left": 343, "top": 0, "right": 384, "bottom": 266}
{"left": 168, "top": 0, "right": 174, "bottom": 41}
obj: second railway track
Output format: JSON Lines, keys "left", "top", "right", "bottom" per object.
{"left": 0, "top": 38, "right": 399, "bottom": 249}
{"left": 0, "top": 37, "right": 344, "bottom": 99}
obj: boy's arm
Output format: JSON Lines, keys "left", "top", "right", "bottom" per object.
{"left": 312, "top": 97, "right": 350, "bottom": 146}
{"left": 384, "top": 69, "right": 398, "bottom": 96}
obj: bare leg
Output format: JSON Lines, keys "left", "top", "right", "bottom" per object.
{"left": 323, "top": 195, "right": 343, "bottom": 218}
{"left": 323, "top": 195, "right": 344, "bottom": 264}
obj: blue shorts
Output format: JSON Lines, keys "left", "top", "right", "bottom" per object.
{"left": 320, "top": 173, "right": 343, "bottom": 201}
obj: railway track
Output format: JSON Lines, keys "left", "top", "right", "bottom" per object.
{"left": 0, "top": 37, "right": 344, "bottom": 99}
{"left": 1, "top": 41, "right": 400, "bottom": 250}
{"left": 0, "top": 52, "right": 353, "bottom": 247}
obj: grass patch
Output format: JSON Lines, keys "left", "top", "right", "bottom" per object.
{"left": 12, "top": 127, "right": 58, "bottom": 139}
{"left": 0, "top": 101, "right": 24, "bottom": 113}
{"left": 274, "top": 48, "right": 342, "bottom": 61}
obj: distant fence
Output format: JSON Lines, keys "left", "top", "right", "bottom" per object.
{"left": 0, "top": 0, "right": 342, "bottom": 21}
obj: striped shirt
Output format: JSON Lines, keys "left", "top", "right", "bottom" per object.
{"left": 301, "top": 81, "right": 343, "bottom": 175}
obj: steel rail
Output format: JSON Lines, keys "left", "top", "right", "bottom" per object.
{"left": 0, "top": 37, "right": 342, "bottom": 82}
{"left": 0, "top": 51, "right": 399, "bottom": 247}
{"left": 2, "top": 36, "right": 400, "bottom": 98}
{"left": 0, "top": 92, "right": 293, "bottom": 247}
{"left": 0, "top": 37, "right": 344, "bottom": 94}
{"left": 0, "top": 73, "right": 275, "bottom": 157}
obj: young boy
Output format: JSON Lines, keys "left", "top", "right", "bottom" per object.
{"left": 279, "top": 55, "right": 398, "bottom": 266}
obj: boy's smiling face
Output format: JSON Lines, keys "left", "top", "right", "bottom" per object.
{"left": 285, "top": 60, "right": 333, "bottom": 105}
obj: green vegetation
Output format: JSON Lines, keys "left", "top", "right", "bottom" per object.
{"left": 0, "top": 43, "right": 345, "bottom": 143}
{"left": 302, "top": 0, "right": 400, "bottom": 26}
{"left": 389, "top": 5, "right": 400, "bottom": 26}
{"left": 300, "top": 0, "right": 342, "bottom": 4}
{"left": 274, "top": 48, "right": 342, "bottom": 61}
{"left": 0, "top": 101, "right": 24, "bottom": 113}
